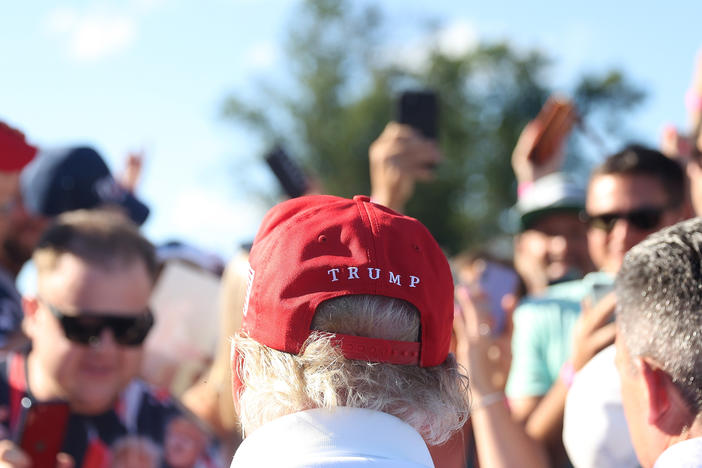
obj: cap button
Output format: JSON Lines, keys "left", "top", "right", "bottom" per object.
{"left": 353, "top": 195, "right": 371, "bottom": 202}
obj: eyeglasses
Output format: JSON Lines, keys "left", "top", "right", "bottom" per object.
{"left": 42, "top": 300, "right": 154, "bottom": 347}
{"left": 580, "top": 206, "right": 668, "bottom": 233}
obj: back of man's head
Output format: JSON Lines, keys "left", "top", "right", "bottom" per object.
{"left": 592, "top": 145, "right": 685, "bottom": 209}
{"left": 616, "top": 217, "right": 702, "bottom": 414}
{"left": 233, "top": 195, "right": 469, "bottom": 445}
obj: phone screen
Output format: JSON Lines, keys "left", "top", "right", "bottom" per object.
{"left": 14, "top": 397, "right": 70, "bottom": 466}
{"left": 479, "top": 262, "right": 519, "bottom": 335}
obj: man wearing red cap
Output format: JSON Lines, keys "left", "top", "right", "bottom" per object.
{"left": 230, "top": 195, "right": 470, "bottom": 467}
{"left": 0, "top": 121, "right": 37, "bottom": 350}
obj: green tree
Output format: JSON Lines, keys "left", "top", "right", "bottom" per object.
{"left": 223, "top": 0, "right": 644, "bottom": 254}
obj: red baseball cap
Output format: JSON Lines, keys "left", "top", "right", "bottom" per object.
{"left": 240, "top": 195, "right": 454, "bottom": 367}
{"left": 0, "top": 122, "right": 37, "bottom": 172}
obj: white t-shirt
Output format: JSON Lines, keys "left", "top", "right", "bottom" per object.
{"left": 654, "top": 437, "right": 702, "bottom": 468}
{"left": 231, "top": 407, "right": 434, "bottom": 467}
{"left": 563, "top": 345, "right": 639, "bottom": 468}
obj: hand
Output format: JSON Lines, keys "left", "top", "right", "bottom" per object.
{"left": 453, "top": 285, "right": 516, "bottom": 397}
{"left": 120, "top": 150, "right": 144, "bottom": 193}
{"left": 0, "top": 440, "right": 74, "bottom": 468}
{"left": 570, "top": 292, "right": 617, "bottom": 371}
{"left": 511, "top": 97, "right": 576, "bottom": 184}
{"left": 660, "top": 125, "right": 694, "bottom": 162}
{"left": 0, "top": 440, "right": 29, "bottom": 468}
{"left": 369, "top": 122, "right": 441, "bottom": 213}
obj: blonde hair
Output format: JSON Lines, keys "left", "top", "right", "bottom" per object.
{"left": 234, "top": 295, "right": 469, "bottom": 445}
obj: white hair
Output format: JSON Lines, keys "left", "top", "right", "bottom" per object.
{"left": 233, "top": 295, "right": 469, "bottom": 445}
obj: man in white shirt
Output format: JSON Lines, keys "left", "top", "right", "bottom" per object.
{"left": 614, "top": 218, "right": 702, "bottom": 468}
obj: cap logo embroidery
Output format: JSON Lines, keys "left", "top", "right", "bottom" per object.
{"left": 327, "top": 267, "right": 420, "bottom": 288}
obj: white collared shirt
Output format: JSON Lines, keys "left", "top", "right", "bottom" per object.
{"left": 231, "top": 407, "right": 434, "bottom": 467}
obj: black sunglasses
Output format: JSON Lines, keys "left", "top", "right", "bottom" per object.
{"left": 580, "top": 206, "right": 667, "bottom": 233}
{"left": 42, "top": 300, "right": 154, "bottom": 347}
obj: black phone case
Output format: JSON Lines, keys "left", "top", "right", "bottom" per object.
{"left": 397, "top": 90, "right": 438, "bottom": 139}
{"left": 264, "top": 146, "right": 310, "bottom": 199}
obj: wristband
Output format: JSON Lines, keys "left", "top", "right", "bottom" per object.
{"left": 517, "top": 181, "right": 533, "bottom": 199}
{"left": 471, "top": 391, "right": 505, "bottom": 411}
{"left": 560, "top": 361, "right": 576, "bottom": 389}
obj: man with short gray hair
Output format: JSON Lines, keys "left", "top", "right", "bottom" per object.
{"left": 615, "top": 217, "right": 702, "bottom": 468}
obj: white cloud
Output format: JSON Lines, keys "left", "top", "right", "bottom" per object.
{"left": 148, "top": 186, "right": 265, "bottom": 258}
{"left": 436, "top": 19, "right": 478, "bottom": 59}
{"left": 382, "top": 18, "right": 478, "bottom": 72}
{"left": 244, "top": 41, "right": 278, "bottom": 70}
{"left": 44, "top": 7, "right": 137, "bottom": 61}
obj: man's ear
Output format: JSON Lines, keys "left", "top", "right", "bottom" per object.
{"left": 639, "top": 358, "right": 672, "bottom": 425}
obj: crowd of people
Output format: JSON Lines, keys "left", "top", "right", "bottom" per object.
{"left": 0, "top": 48, "right": 701, "bottom": 468}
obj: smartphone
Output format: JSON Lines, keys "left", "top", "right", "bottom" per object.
{"left": 589, "top": 282, "right": 615, "bottom": 305}
{"left": 14, "top": 397, "right": 70, "bottom": 466}
{"left": 264, "top": 146, "right": 310, "bottom": 199}
{"left": 528, "top": 96, "right": 576, "bottom": 165}
{"left": 396, "top": 90, "right": 438, "bottom": 140}
{"left": 479, "top": 262, "right": 519, "bottom": 335}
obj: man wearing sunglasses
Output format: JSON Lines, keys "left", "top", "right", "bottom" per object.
{"left": 561, "top": 147, "right": 688, "bottom": 467}
{"left": 0, "top": 210, "right": 223, "bottom": 467}
{"left": 508, "top": 145, "right": 686, "bottom": 467}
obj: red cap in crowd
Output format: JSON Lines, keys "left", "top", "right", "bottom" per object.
{"left": 240, "top": 195, "right": 454, "bottom": 367}
{"left": 0, "top": 122, "right": 37, "bottom": 172}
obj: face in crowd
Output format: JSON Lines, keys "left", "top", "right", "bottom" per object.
{"left": 24, "top": 253, "right": 154, "bottom": 415}
{"left": 585, "top": 173, "right": 683, "bottom": 274}
{"left": 516, "top": 211, "right": 593, "bottom": 289}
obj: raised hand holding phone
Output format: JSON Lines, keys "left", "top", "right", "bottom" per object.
{"left": 5, "top": 397, "right": 72, "bottom": 468}
{"left": 369, "top": 122, "right": 441, "bottom": 213}
{"left": 512, "top": 96, "right": 576, "bottom": 184}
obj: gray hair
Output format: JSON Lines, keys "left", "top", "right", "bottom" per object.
{"left": 234, "top": 295, "right": 470, "bottom": 445}
{"left": 616, "top": 217, "right": 702, "bottom": 412}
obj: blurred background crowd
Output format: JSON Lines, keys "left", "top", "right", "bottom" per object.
{"left": 2, "top": 1, "right": 702, "bottom": 467}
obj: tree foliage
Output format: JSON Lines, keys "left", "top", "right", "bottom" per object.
{"left": 223, "top": 0, "right": 645, "bottom": 254}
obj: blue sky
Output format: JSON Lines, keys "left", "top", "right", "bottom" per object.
{"left": 2, "top": 0, "right": 700, "bottom": 260}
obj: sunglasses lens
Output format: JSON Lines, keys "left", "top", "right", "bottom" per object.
{"left": 108, "top": 313, "right": 154, "bottom": 346}
{"left": 628, "top": 209, "right": 662, "bottom": 230}
{"left": 60, "top": 316, "right": 102, "bottom": 345}
{"left": 588, "top": 214, "right": 616, "bottom": 232}
{"left": 58, "top": 312, "right": 153, "bottom": 346}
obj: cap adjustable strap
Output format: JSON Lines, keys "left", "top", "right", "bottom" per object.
{"left": 331, "top": 333, "right": 420, "bottom": 365}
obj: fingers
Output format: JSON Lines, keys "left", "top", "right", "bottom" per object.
{"left": 582, "top": 291, "right": 616, "bottom": 331}
{"left": 0, "top": 440, "right": 30, "bottom": 468}
{"left": 56, "top": 452, "right": 75, "bottom": 468}
{"left": 572, "top": 292, "right": 617, "bottom": 370}
{"left": 587, "top": 322, "right": 617, "bottom": 357}
{"left": 373, "top": 123, "right": 441, "bottom": 178}
{"left": 454, "top": 285, "right": 481, "bottom": 337}
{"left": 500, "top": 293, "right": 517, "bottom": 339}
